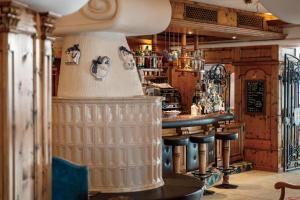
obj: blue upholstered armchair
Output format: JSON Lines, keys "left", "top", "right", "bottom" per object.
{"left": 52, "top": 157, "right": 89, "bottom": 200}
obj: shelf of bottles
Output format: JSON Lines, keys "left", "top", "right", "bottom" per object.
{"left": 133, "top": 46, "right": 169, "bottom": 84}
{"left": 192, "top": 64, "right": 230, "bottom": 114}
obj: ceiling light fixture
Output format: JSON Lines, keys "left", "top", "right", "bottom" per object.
{"left": 264, "top": 12, "right": 273, "bottom": 16}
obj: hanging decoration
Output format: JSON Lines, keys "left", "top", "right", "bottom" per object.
{"left": 170, "top": 32, "right": 180, "bottom": 61}
{"left": 65, "top": 44, "right": 81, "bottom": 65}
{"left": 192, "top": 49, "right": 205, "bottom": 71}
{"left": 162, "top": 31, "right": 169, "bottom": 60}
{"left": 205, "top": 64, "right": 228, "bottom": 85}
{"left": 167, "top": 32, "right": 175, "bottom": 62}
{"left": 119, "top": 46, "right": 136, "bottom": 70}
{"left": 90, "top": 56, "right": 111, "bottom": 80}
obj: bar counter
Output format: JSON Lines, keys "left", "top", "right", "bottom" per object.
{"left": 162, "top": 112, "right": 242, "bottom": 171}
{"left": 162, "top": 112, "right": 235, "bottom": 129}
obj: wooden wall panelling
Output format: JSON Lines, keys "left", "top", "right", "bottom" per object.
{"left": 234, "top": 60, "right": 281, "bottom": 171}
{"left": 0, "top": 2, "right": 56, "bottom": 199}
{"left": 201, "top": 45, "right": 281, "bottom": 171}
{"left": 217, "top": 8, "right": 237, "bottom": 27}
{"left": 203, "top": 48, "right": 234, "bottom": 64}
{"left": 170, "top": 1, "right": 184, "bottom": 20}
{"left": 171, "top": 68, "right": 199, "bottom": 113}
{"left": 238, "top": 45, "right": 278, "bottom": 62}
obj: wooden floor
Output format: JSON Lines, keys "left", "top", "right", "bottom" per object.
{"left": 204, "top": 170, "right": 300, "bottom": 200}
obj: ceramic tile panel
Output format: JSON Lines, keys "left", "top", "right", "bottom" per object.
{"left": 85, "top": 104, "right": 94, "bottom": 122}
{"left": 64, "top": 104, "right": 72, "bottom": 123}
{"left": 52, "top": 96, "right": 163, "bottom": 192}
{"left": 84, "top": 127, "right": 94, "bottom": 145}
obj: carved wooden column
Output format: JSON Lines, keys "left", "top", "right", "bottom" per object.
{"left": 0, "top": 3, "right": 23, "bottom": 199}
{"left": 152, "top": 34, "right": 158, "bottom": 54}
{"left": 0, "top": 2, "right": 57, "bottom": 199}
{"left": 35, "top": 12, "right": 57, "bottom": 200}
{"left": 194, "top": 35, "right": 199, "bottom": 51}
{"left": 181, "top": 33, "right": 186, "bottom": 68}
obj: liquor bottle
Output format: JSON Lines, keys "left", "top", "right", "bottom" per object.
{"left": 201, "top": 80, "right": 206, "bottom": 92}
{"left": 135, "top": 47, "right": 144, "bottom": 68}
{"left": 144, "top": 46, "right": 150, "bottom": 68}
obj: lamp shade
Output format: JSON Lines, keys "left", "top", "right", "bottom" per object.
{"left": 17, "top": 0, "right": 88, "bottom": 15}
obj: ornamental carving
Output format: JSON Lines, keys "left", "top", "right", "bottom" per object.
{"left": 0, "top": 2, "right": 21, "bottom": 31}
{"left": 81, "top": 0, "right": 117, "bottom": 20}
{"left": 40, "top": 12, "right": 58, "bottom": 39}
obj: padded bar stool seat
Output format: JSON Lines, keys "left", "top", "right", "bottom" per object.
{"left": 164, "top": 135, "right": 189, "bottom": 146}
{"left": 215, "top": 132, "right": 238, "bottom": 141}
{"left": 190, "top": 134, "right": 215, "bottom": 144}
{"left": 215, "top": 132, "right": 238, "bottom": 189}
{"left": 163, "top": 135, "right": 189, "bottom": 174}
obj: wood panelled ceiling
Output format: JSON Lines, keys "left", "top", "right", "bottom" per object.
{"left": 168, "top": 0, "right": 286, "bottom": 40}
{"left": 129, "top": 0, "right": 290, "bottom": 45}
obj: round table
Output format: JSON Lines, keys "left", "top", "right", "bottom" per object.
{"left": 90, "top": 174, "right": 204, "bottom": 200}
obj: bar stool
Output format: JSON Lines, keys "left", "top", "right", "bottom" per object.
{"left": 163, "top": 135, "right": 189, "bottom": 174}
{"left": 189, "top": 133, "right": 215, "bottom": 195}
{"left": 215, "top": 132, "right": 238, "bottom": 189}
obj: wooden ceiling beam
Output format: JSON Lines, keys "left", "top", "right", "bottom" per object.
{"left": 168, "top": 19, "right": 286, "bottom": 40}
{"left": 169, "top": 0, "right": 287, "bottom": 41}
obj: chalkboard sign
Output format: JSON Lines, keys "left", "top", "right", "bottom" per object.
{"left": 246, "top": 80, "right": 265, "bottom": 114}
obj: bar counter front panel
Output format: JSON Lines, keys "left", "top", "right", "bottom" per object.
{"left": 162, "top": 113, "right": 245, "bottom": 172}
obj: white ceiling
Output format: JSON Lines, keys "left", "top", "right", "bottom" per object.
{"left": 192, "top": 0, "right": 268, "bottom": 13}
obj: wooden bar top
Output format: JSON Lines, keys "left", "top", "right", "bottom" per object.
{"left": 162, "top": 112, "right": 234, "bottom": 129}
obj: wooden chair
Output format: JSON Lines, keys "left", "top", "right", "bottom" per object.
{"left": 274, "top": 182, "right": 300, "bottom": 200}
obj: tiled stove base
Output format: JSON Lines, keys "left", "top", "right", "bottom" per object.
{"left": 52, "top": 96, "right": 164, "bottom": 192}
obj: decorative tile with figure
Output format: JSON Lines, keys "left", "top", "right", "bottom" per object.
{"left": 119, "top": 46, "right": 136, "bottom": 70}
{"left": 65, "top": 44, "right": 81, "bottom": 65}
{"left": 90, "top": 56, "right": 111, "bottom": 81}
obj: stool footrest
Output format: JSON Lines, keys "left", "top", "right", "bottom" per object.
{"left": 216, "top": 166, "right": 237, "bottom": 175}
{"left": 192, "top": 170, "right": 218, "bottom": 179}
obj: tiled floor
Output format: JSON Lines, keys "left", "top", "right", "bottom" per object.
{"left": 203, "top": 170, "right": 300, "bottom": 200}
